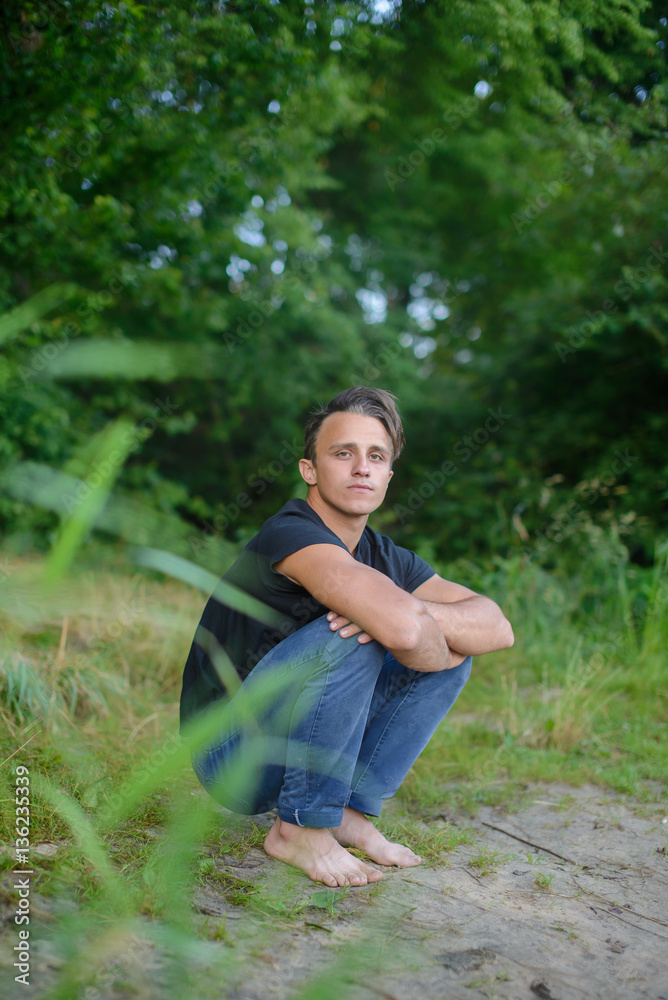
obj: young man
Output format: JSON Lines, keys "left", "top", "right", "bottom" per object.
{"left": 180, "top": 387, "right": 513, "bottom": 887}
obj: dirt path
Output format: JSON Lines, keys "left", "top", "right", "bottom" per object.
{"left": 193, "top": 783, "right": 668, "bottom": 1000}
{"left": 2, "top": 783, "right": 667, "bottom": 999}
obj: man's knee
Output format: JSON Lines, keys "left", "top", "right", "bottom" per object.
{"left": 289, "top": 614, "right": 379, "bottom": 658}
{"left": 447, "top": 654, "right": 472, "bottom": 693}
{"left": 321, "top": 626, "right": 385, "bottom": 667}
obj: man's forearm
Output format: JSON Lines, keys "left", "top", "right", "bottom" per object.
{"left": 419, "top": 596, "right": 514, "bottom": 656}
{"left": 386, "top": 604, "right": 455, "bottom": 672}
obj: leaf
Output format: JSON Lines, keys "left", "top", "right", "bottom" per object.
{"left": 132, "top": 547, "right": 283, "bottom": 626}
{"left": 44, "top": 340, "right": 232, "bottom": 381}
{"left": 0, "top": 283, "right": 79, "bottom": 346}
{"left": 42, "top": 418, "right": 136, "bottom": 586}
{"left": 309, "top": 889, "right": 345, "bottom": 908}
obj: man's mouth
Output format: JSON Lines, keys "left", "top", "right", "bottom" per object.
{"left": 347, "top": 484, "right": 373, "bottom": 492}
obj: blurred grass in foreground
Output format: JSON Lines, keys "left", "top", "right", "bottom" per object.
{"left": 0, "top": 531, "right": 666, "bottom": 998}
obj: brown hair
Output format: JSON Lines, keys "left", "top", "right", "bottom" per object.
{"left": 303, "top": 387, "right": 405, "bottom": 465}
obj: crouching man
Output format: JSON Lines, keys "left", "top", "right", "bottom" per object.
{"left": 180, "top": 387, "right": 514, "bottom": 887}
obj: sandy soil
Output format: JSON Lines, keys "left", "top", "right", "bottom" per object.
{"left": 2, "top": 782, "right": 667, "bottom": 1000}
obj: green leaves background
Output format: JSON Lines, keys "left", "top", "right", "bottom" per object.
{"left": 1, "top": 0, "right": 666, "bottom": 565}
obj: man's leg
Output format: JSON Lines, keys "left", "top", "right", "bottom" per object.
{"left": 191, "top": 614, "right": 390, "bottom": 886}
{"left": 331, "top": 652, "right": 472, "bottom": 863}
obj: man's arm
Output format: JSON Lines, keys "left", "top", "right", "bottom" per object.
{"left": 274, "top": 544, "right": 456, "bottom": 672}
{"left": 411, "top": 574, "right": 514, "bottom": 656}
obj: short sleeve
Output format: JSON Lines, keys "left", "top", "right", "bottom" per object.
{"left": 255, "top": 513, "right": 348, "bottom": 571}
{"left": 362, "top": 528, "right": 435, "bottom": 593}
{"left": 394, "top": 545, "right": 435, "bottom": 593}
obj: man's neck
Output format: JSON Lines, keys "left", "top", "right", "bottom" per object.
{"left": 305, "top": 490, "right": 367, "bottom": 554}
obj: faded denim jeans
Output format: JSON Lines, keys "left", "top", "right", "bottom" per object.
{"left": 191, "top": 613, "right": 471, "bottom": 827}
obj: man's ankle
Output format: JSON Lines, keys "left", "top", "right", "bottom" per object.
{"left": 274, "top": 817, "right": 331, "bottom": 839}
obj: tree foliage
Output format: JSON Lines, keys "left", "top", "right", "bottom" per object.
{"left": 0, "top": 0, "right": 666, "bottom": 566}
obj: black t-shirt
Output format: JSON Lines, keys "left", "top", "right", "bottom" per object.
{"left": 179, "top": 498, "right": 435, "bottom": 731}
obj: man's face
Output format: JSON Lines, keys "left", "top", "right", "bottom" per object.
{"left": 299, "top": 411, "right": 394, "bottom": 516}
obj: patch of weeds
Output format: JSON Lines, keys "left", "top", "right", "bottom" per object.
{"left": 447, "top": 779, "right": 534, "bottom": 816}
{"left": 202, "top": 916, "right": 233, "bottom": 942}
{"left": 550, "top": 922, "right": 578, "bottom": 940}
{"left": 464, "top": 973, "right": 509, "bottom": 994}
{"left": 468, "top": 847, "right": 515, "bottom": 877}
{"left": 251, "top": 893, "right": 308, "bottom": 919}
{"left": 0, "top": 851, "right": 15, "bottom": 874}
{"left": 376, "top": 816, "right": 475, "bottom": 864}
{"left": 556, "top": 793, "right": 577, "bottom": 811}
{"left": 227, "top": 883, "right": 259, "bottom": 908}
{"left": 534, "top": 871, "right": 555, "bottom": 891}
{"left": 196, "top": 857, "right": 259, "bottom": 907}
{"left": 309, "top": 888, "right": 347, "bottom": 916}
{"left": 47, "top": 842, "right": 114, "bottom": 906}
{"left": 204, "top": 818, "right": 269, "bottom": 860}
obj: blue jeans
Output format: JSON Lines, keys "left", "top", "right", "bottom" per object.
{"left": 191, "top": 614, "right": 471, "bottom": 828}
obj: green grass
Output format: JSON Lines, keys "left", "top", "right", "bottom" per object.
{"left": 395, "top": 542, "right": 668, "bottom": 814}
{"left": 468, "top": 847, "right": 515, "bottom": 876}
{"left": 533, "top": 871, "right": 555, "bottom": 890}
{"left": 375, "top": 815, "right": 476, "bottom": 863}
{"left": 0, "top": 533, "right": 666, "bottom": 998}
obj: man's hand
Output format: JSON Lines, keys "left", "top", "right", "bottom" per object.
{"left": 412, "top": 575, "right": 514, "bottom": 656}
{"left": 325, "top": 609, "right": 469, "bottom": 665}
{"left": 326, "top": 610, "right": 374, "bottom": 643}
{"left": 274, "top": 544, "right": 451, "bottom": 672}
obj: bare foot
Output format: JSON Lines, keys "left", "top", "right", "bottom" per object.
{"left": 263, "top": 817, "right": 384, "bottom": 887}
{"left": 330, "top": 807, "right": 422, "bottom": 867}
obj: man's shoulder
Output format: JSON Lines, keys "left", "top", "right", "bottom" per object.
{"left": 220, "top": 500, "right": 312, "bottom": 578}
{"left": 360, "top": 523, "right": 410, "bottom": 557}
{"left": 245, "top": 498, "right": 345, "bottom": 569}
{"left": 253, "top": 498, "right": 329, "bottom": 542}
{"left": 359, "top": 525, "right": 434, "bottom": 590}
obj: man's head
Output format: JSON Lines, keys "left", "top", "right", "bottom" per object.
{"left": 303, "top": 387, "right": 404, "bottom": 467}
{"left": 299, "top": 387, "right": 404, "bottom": 519}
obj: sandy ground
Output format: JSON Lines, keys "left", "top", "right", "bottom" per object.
{"left": 2, "top": 782, "right": 667, "bottom": 1000}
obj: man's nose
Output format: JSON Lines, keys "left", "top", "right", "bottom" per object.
{"left": 352, "top": 455, "right": 370, "bottom": 475}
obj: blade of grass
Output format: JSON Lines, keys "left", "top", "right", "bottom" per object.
{"left": 0, "top": 282, "right": 79, "bottom": 346}
{"left": 42, "top": 418, "right": 135, "bottom": 587}
{"left": 132, "top": 546, "right": 283, "bottom": 625}
{"left": 31, "top": 772, "right": 132, "bottom": 916}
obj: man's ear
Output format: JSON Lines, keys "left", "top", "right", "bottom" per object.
{"left": 388, "top": 469, "right": 394, "bottom": 480}
{"left": 299, "top": 458, "right": 317, "bottom": 486}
